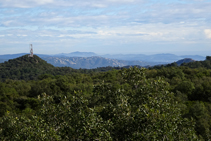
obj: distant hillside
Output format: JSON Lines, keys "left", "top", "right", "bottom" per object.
{"left": 42, "top": 56, "right": 162, "bottom": 69}
{"left": 147, "top": 54, "right": 181, "bottom": 62}
{"left": 101, "top": 54, "right": 148, "bottom": 61}
{"left": 0, "top": 52, "right": 206, "bottom": 69}
{"left": 101, "top": 53, "right": 205, "bottom": 62}
{"left": 180, "top": 55, "right": 205, "bottom": 61}
{"left": 176, "top": 58, "right": 195, "bottom": 66}
{"left": 0, "top": 55, "right": 55, "bottom": 81}
{"left": 53, "top": 51, "right": 97, "bottom": 57}
{"left": 153, "top": 56, "right": 211, "bottom": 69}
{"left": 181, "top": 56, "right": 211, "bottom": 69}
{"left": 1, "top": 55, "right": 54, "bottom": 68}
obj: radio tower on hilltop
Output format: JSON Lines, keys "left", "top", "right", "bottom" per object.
{"left": 28, "top": 44, "right": 33, "bottom": 57}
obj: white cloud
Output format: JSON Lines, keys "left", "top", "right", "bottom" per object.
{"left": 204, "top": 29, "right": 211, "bottom": 39}
{"left": 1, "top": 0, "right": 211, "bottom": 28}
{"left": 0, "top": 0, "right": 141, "bottom": 8}
{"left": 0, "top": 0, "right": 54, "bottom": 8}
{"left": 1, "top": 0, "right": 211, "bottom": 54}
{"left": 17, "top": 34, "right": 28, "bottom": 37}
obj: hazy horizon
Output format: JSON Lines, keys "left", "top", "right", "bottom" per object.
{"left": 0, "top": 50, "right": 208, "bottom": 57}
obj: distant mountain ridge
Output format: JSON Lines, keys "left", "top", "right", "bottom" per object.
{"left": 101, "top": 53, "right": 205, "bottom": 62}
{"left": 42, "top": 56, "right": 161, "bottom": 69}
{"left": 53, "top": 51, "right": 98, "bottom": 57}
{"left": 1, "top": 54, "right": 211, "bottom": 81}
{"left": 0, "top": 52, "right": 206, "bottom": 69}
{"left": 176, "top": 58, "right": 195, "bottom": 66}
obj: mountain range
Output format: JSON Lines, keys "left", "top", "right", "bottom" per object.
{"left": 101, "top": 53, "right": 205, "bottom": 62}
{"left": 0, "top": 52, "right": 205, "bottom": 69}
{"left": 42, "top": 56, "right": 162, "bottom": 69}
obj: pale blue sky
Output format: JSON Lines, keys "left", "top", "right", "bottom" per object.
{"left": 0, "top": 0, "right": 211, "bottom": 55}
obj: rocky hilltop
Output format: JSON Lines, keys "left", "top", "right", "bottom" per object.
{"left": 42, "top": 56, "right": 159, "bottom": 69}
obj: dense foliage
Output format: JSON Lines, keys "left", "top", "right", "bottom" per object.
{"left": 0, "top": 67, "right": 198, "bottom": 140}
{"left": 1, "top": 55, "right": 211, "bottom": 140}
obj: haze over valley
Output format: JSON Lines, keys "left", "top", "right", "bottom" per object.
{"left": 0, "top": 52, "right": 205, "bottom": 68}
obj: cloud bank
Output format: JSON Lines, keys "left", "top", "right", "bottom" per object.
{"left": 0, "top": 0, "right": 211, "bottom": 55}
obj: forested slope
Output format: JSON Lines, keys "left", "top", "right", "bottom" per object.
{"left": 0, "top": 55, "right": 55, "bottom": 81}
{"left": 0, "top": 55, "right": 92, "bottom": 81}
{"left": 1, "top": 55, "right": 211, "bottom": 140}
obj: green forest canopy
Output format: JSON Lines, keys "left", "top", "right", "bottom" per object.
{"left": 1, "top": 55, "right": 211, "bottom": 140}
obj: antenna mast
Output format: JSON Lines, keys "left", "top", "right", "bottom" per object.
{"left": 28, "top": 44, "right": 33, "bottom": 57}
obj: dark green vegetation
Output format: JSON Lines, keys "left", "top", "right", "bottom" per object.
{"left": 1, "top": 55, "right": 211, "bottom": 140}
{"left": 0, "top": 55, "right": 76, "bottom": 81}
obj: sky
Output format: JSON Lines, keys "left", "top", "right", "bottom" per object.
{"left": 0, "top": 0, "right": 211, "bottom": 55}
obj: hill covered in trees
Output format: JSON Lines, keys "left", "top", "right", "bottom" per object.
{"left": 1, "top": 55, "right": 211, "bottom": 140}
{"left": 0, "top": 55, "right": 54, "bottom": 81}
{"left": 0, "top": 55, "right": 87, "bottom": 81}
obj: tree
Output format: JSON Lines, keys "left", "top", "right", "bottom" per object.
{"left": 0, "top": 67, "right": 199, "bottom": 140}
{"left": 93, "top": 67, "right": 198, "bottom": 140}
{"left": 174, "top": 81, "right": 195, "bottom": 96}
{"left": 0, "top": 93, "right": 112, "bottom": 140}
